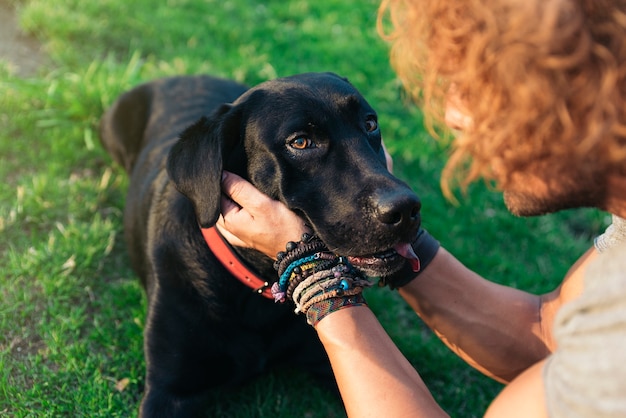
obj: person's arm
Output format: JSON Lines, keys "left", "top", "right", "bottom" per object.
{"left": 398, "top": 246, "right": 595, "bottom": 383}
{"left": 316, "top": 306, "right": 448, "bottom": 417}
{"left": 316, "top": 303, "right": 556, "bottom": 418}
{"left": 411, "top": 216, "right": 622, "bottom": 382}
{"left": 317, "top": 303, "right": 557, "bottom": 418}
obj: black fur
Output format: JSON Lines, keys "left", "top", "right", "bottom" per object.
{"left": 99, "top": 73, "right": 421, "bottom": 417}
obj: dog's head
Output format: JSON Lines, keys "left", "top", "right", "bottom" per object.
{"left": 167, "top": 72, "right": 421, "bottom": 277}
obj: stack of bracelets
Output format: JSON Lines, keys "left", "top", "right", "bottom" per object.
{"left": 271, "top": 233, "right": 372, "bottom": 326}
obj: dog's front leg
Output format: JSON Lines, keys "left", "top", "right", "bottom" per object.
{"left": 139, "top": 280, "right": 219, "bottom": 418}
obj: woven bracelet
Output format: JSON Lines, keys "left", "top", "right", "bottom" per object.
{"left": 271, "top": 233, "right": 371, "bottom": 326}
{"left": 305, "top": 294, "right": 367, "bottom": 326}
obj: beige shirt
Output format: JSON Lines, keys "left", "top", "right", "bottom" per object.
{"left": 544, "top": 217, "right": 626, "bottom": 417}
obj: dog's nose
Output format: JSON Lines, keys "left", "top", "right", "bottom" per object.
{"left": 375, "top": 190, "right": 421, "bottom": 228}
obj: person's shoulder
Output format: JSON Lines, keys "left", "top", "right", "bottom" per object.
{"left": 587, "top": 239, "right": 626, "bottom": 289}
{"left": 553, "top": 235, "right": 626, "bottom": 339}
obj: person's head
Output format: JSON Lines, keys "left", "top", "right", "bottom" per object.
{"left": 378, "top": 0, "right": 626, "bottom": 215}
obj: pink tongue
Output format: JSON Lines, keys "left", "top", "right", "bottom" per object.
{"left": 394, "top": 243, "right": 421, "bottom": 272}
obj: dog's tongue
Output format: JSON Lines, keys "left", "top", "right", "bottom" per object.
{"left": 394, "top": 242, "right": 421, "bottom": 272}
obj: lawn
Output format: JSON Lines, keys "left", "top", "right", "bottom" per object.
{"left": 0, "top": 0, "right": 609, "bottom": 416}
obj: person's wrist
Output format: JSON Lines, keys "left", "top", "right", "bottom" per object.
{"left": 306, "top": 293, "right": 367, "bottom": 327}
{"left": 380, "top": 228, "right": 440, "bottom": 289}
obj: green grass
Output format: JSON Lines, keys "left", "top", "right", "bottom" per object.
{"left": 0, "top": 0, "right": 610, "bottom": 416}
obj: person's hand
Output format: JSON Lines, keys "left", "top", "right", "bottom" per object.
{"left": 216, "top": 171, "right": 310, "bottom": 259}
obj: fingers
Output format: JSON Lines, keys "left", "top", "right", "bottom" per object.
{"left": 218, "top": 186, "right": 253, "bottom": 242}
{"left": 217, "top": 173, "right": 255, "bottom": 248}
{"left": 220, "top": 191, "right": 244, "bottom": 222}
{"left": 221, "top": 171, "right": 265, "bottom": 210}
{"left": 218, "top": 170, "right": 312, "bottom": 258}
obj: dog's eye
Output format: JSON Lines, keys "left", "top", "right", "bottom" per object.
{"left": 289, "top": 136, "right": 314, "bottom": 150}
{"left": 365, "top": 117, "right": 378, "bottom": 133}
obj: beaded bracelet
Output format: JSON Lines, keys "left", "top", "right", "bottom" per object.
{"left": 271, "top": 233, "right": 371, "bottom": 326}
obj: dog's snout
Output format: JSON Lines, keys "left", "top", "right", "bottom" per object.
{"left": 375, "top": 191, "right": 421, "bottom": 228}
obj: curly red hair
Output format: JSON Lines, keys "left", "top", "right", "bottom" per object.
{"left": 378, "top": 0, "right": 626, "bottom": 196}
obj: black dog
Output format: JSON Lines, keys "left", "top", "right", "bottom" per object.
{"left": 99, "top": 73, "right": 421, "bottom": 417}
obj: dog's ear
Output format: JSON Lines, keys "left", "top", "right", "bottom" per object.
{"left": 166, "top": 103, "right": 241, "bottom": 228}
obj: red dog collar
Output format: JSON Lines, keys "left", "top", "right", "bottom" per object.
{"left": 200, "top": 226, "right": 273, "bottom": 299}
